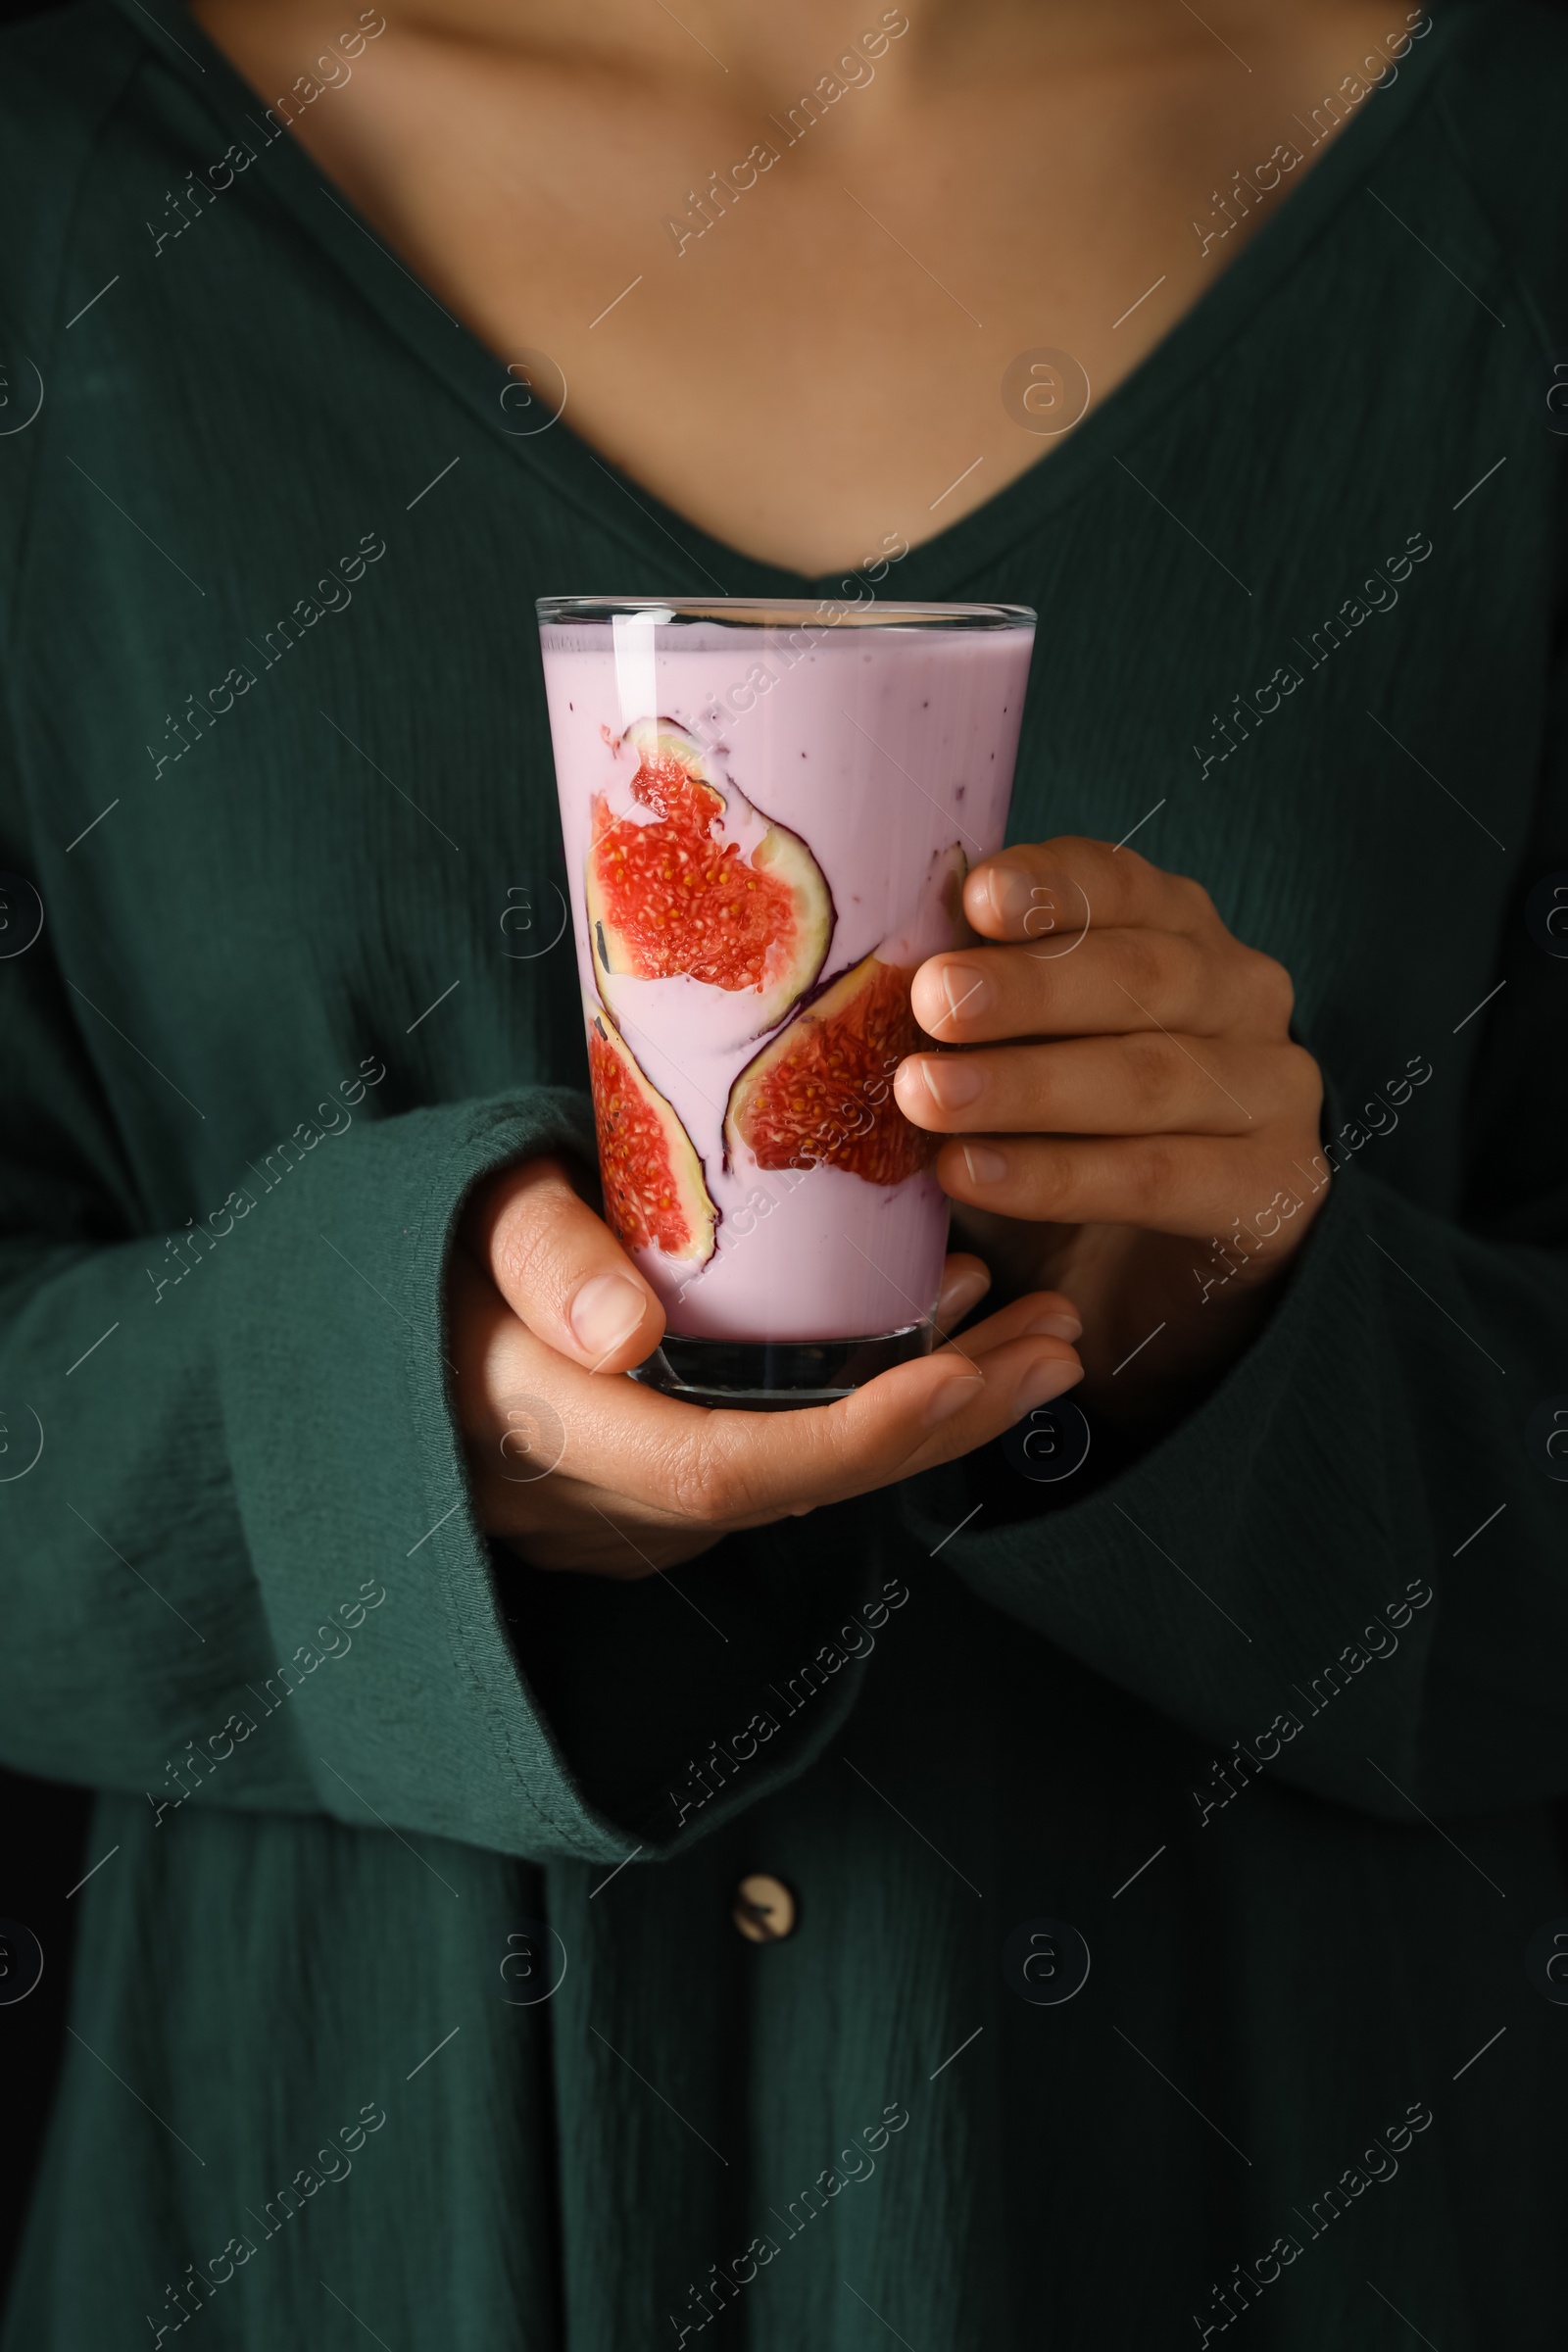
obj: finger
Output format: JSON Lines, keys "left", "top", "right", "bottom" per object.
{"left": 464, "top": 1263, "right": 1084, "bottom": 1484}
{"left": 896, "top": 1034, "right": 1310, "bottom": 1139}
{"left": 468, "top": 1154, "right": 665, "bottom": 1375}
{"left": 449, "top": 1261, "right": 696, "bottom": 1571}
{"left": 800, "top": 1329, "right": 1085, "bottom": 1498}
{"left": 907, "top": 927, "right": 1283, "bottom": 1046}
{"left": 961, "top": 835, "right": 1224, "bottom": 946}
{"left": 934, "top": 1251, "right": 992, "bottom": 1328}
{"left": 461, "top": 1239, "right": 1082, "bottom": 1559}
{"left": 695, "top": 1328, "right": 1086, "bottom": 1520}
{"left": 934, "top": 1128, "right": 1301, "bottom": 1240}
{"left": 938, "top": 1284, "right": 1083, "bottom": 1349}
{"left": 453, "top": 1243, "right": 1078, "bottom": 1577}
{"left": 464, "top": 1291, "right": 1081, "bottom": 1531}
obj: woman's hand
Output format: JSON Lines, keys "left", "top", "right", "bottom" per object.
{"left": 448, "top": 1157, "right": 1083, "bottom": 1575}
{"left": 894, "top": 836, "right": 1328, "bottom": 1422}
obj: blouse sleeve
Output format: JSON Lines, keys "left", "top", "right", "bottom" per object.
{"left": 895, "top": 645, "right": 1568, "bottom": 1825}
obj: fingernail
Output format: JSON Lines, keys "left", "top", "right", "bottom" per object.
{"left": 961, "top": 1141, "right": 1008, "bottom": 1186}
{"left": 1022, "top": 1309, "right": 1082, "bottom": 1342}
{"left": 924, "top": 1370, "right": 982, "bottom": 1425}
{"left": 1014, "top": 1353, "right": 1083, "bottom": 1413}
{"left": 985, "top": 863, "right": 1036, "bottom": 932}
{"left": 569, "top": 1272, "right": 647, "bottom": 1358}
{"left": 936, "top": 1267, "right": 991, "bottom": 1325}
{"left": 940, "top": 961, "right": 991, "bottom": 1025}
{"left": 917, "top": 1054, "right": 983, "bottom": 1111}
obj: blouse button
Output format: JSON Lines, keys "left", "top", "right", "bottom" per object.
{"left": 732, "top": 1873, "right": 797, "bottom": 1943}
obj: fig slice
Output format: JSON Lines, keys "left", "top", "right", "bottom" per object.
{"left": 722, "top": 837, "right": 973, "bottom": 1187}
{"left": 585, "top": 715, "right": 833, "bottom": 1035}
{"left": 722, "top": 952, "right": 935, "bottom": 1188}
{"left": 585, "top": 999, "right": 718, "bottom": 1266}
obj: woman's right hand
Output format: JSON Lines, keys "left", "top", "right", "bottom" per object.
{"left": 448, "top": 1156, "right": 1085, "bottom": 1576}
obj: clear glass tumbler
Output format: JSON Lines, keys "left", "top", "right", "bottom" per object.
{"left": 537, "top": 597, "right": 1036, "bottom": 1407}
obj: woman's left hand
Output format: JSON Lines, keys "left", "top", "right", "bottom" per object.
{"left": 895, "top": 836, "right": 1329, "bottom": 1421}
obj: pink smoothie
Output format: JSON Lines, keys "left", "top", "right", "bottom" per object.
{"left": 539, "top": 605, "right": 1035, "bottom": 1346}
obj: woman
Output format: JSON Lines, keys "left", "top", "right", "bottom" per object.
{"left": 1, "top": 0, "right": 1564, "bottom": 2341}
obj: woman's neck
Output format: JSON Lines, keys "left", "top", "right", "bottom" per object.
{"left": 372, "top": 0, "right": 1140, "bottom": 78}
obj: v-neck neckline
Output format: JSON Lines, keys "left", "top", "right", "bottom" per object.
{"left": 114, "top": 0, "right": 1471, "bottom": 598}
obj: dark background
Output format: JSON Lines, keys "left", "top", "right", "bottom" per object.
{"left": 0, "top": 0, "right": 1561, "bottom": 2316}
{"left": 5, "top": 0, "right": 126, "bottom": 2263}
{"left": 1, "top": 1771, "right": 86, "bottom": 2293}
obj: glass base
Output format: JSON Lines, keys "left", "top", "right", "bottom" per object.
{"left": 632, "top": 1322, "right": 934, "bottom": 1411}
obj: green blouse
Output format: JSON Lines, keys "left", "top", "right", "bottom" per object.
{"left": 2, "top": 3, "right": 1566, "bottom": 2345}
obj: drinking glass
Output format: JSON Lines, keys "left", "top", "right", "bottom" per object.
{"left": 537, "top": 596, "right": 1036, "bottom": 1407}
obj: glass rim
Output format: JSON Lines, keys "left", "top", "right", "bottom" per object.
{"left": 536, "top": 595, "right": 1035, "bottom": 630}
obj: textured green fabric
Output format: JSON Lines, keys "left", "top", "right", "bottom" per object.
{"left": 2, "top": 2, "right": 1567, "bottom": 2344}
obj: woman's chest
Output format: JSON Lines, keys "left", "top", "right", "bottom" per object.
{"left": 188, "top": 0, "right": 1416, "bottom": 574}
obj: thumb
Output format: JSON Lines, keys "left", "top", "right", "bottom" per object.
{"left": 466, "top": 1154, "right": 666, "bottom": 1374}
